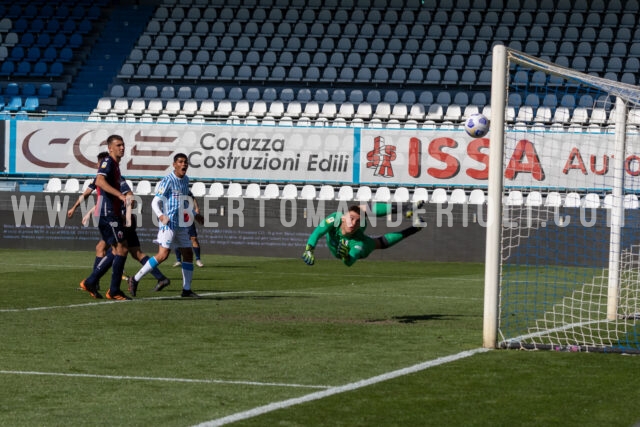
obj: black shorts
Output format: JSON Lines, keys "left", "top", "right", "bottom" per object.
{"left": 98, "top": 215, "right": 126, "bottom": 247}
{"left": 187, "top": 222, "right": 197, "bottom": 238}
{"left": 124, "top": 223, "right": 140, "bottom": 248}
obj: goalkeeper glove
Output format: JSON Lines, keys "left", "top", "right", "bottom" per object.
{"left": 302, "top": 244, "right": 315, "bottom": 266}
{"left": 337, "top": 238, "right": 350, "bottom": 261}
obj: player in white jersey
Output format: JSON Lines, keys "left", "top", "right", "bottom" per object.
{"left": 127, "top": 153, "right": 203, "bottom": 297}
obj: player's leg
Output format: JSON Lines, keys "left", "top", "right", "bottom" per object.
{"left": 369, "top": 201, "right": 425, "bottom": 219}
{"left": 374, "top": 225, "right": 423, "bottom": 250}
{"left": 176, "top": 228, "right": 199, "bottom": 297}
{"left": 93, "top": 240, "right": 107, "bottom": 289}
{"left": 106, "top": 230, "right": 130, "bottom": 301}
{"left": 173, "top": 248, "right": 182, "bottom": 267}
{"left": 79, "top": 220, "right": 120, "bottom": 299}
{"left": 126, "top": 227, "right": 169, "bottom": 286}
{"left": 129, "top": 246, "right": 170, "bottom": 291}
{"left": 191, "top": 237, "right": 203, "bottom": 268}
{"left": 128, "top": 228, "right": 173, "bottom": 295}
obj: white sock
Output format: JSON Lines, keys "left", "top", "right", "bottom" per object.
{"left": 134, "top": 260, "right": 154, "bottom": 282}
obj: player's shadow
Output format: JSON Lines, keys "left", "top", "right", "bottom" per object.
{"left": 391, "top": 314, "right": 463, "bottom": 323}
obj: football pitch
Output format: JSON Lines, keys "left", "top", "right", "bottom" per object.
{"left": 1, "top": 248, "right": 639, "bottom": 426}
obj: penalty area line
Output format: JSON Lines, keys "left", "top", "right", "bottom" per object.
{"left": 193, "top": 347, "right": 491, "bottom": 427}
{"left": 0, "top": 370, "right": 330, "bottom": 390}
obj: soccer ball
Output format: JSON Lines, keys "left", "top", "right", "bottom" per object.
{"left": 464, "top": 113, "right": 490, "bottom": 138}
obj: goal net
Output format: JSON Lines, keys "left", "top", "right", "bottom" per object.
{"left": 483, "top": 45, "right": 640, "bottom": 353}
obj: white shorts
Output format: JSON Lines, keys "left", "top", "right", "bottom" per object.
{"left": 154, "top": 228, "right": 192, "bottom": 250}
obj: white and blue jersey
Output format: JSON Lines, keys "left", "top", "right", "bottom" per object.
{"left": 154, "top": 171, "right": 190, "bottom": 231}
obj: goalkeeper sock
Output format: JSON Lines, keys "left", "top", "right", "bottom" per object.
{"left": 175, "top": 248, "right": 182, "bottom": 263}
{"left": 378, "top": 226, "right": 422, "bottom": 249}
{"left": 193, "top": 246, "right": 201, "bottom": 260}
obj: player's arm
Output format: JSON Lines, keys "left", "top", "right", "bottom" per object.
{"left": 151, "top": 195, "right": 168, "bottom": 225}
{"left": 188, "top": 191, "right": 204, "bottom": 224}
{"left": 67, "top": 186, "right": 94, "bottom": 218}
{"left": 302, "top": 213, "right": 336, "bottom": 265}
{"left": 95, "top": 174, "right": 126, "bottom": 203}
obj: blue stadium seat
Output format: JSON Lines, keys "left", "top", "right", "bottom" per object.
{"left": 21, "top": 97, "right": 39, "bottom": 113}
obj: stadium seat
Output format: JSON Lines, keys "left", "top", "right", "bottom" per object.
{"left": 430, "top": 188, "right": 449, "bottom": 204}
{"left": 525, "top": 191, "right": 544, "bottom": 207}
{"left": 226, "top": 183, "right": 243, "bottom": 198}
{"left": 374, "top": 186, "right": 391, "bottom": 202}
{"left": 624, "top": 194, "right": 640, "bottom": 209}
{"left": 208, "top": 182, "right": 225, "bottom": 198}
{"left": 135, "top": 180, "right": 152, "bottom": 195}
{"left": 449, "top": 189, "right": 467, "bottom": 204}
{"left": 261, "top": 183, "right": 280, "bottom": 199}
{"left": 44, "top": 177, "right": 62, "bottom": 192}
{"left": 542, "top": 191, "right": 562, "bottom": 207}
{"left": 337, "top": 185, "right": 354, "bottom": 201}
{"left": 467, "top": 189, "right": 485, "bottom": 205}
{"left": 564, "top": 192, "right": 582, "bottom": 208}
{"left": 191, "top": 182, "right": 207, "bottom": 197}
{"left": 392, "top": 187, "right": 410, "bottom": 203}
{"left": 583, "top": 193, "right": 600, "bottom": 208}
{"left": 298, "top": 184, "right": 316, "bottom": 200}
{"left": 412, "top": 188, "right": 429, "bottom": 203}
{"left": 281, "top": 184, "right": 298, "bottom": 199}
{"left": 505, "top": 191, "right": 524, "bottom": 206}
{"left": 244, "top": 183, "right": 262, "bottom": 199}
{"left": 355, "top": 186, "right": 372, "bottom": 202}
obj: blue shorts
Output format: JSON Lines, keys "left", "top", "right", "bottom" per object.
{"left": 98, "top": 215, "right": 126, "bottom": 247}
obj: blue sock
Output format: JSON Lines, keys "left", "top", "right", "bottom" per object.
{"left": 193, "top": 247, "right": 201, "bottom": 260}
{"left": 140, "top": 255, "right": 166, "bottom": 281}
{"left": 93, "top": 256, "right": 103, "bottom": 270}
{"left": 85, "top": 251, "right": 114, "bottom": 286}
{"left": 110, "top": 255, "right": 127, "bottom": 294}
{"left": 175, "top": 248, "right": 182, "bottom": 262}
{"left": 93, "top": 256, "right": 104, "bottom": 287}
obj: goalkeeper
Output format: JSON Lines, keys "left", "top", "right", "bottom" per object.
{"left": 302, "top": 203, "right": 424, "bottom": 267}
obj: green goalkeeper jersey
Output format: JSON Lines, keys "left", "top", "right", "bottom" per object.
{"left": 306, "top": 211, "right": 377, "bottom": 266}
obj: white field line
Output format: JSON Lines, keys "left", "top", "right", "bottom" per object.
{"left": 192, "top": 348, "right": 491, "bottom": 427}
{"left": 0, "top": 370, "right": 329, "bottom": 389}
{"left": 0, "top": 289, "right": 479, "bottom": 313}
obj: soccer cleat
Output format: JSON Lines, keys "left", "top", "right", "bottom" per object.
{"left": 80, "top": 280, "right": 103, "bottom": 299}
{"left": 402, "top": 200, "right": 426, "bottom": 219}
{"left": 172, "top": 261, "right": 181, "bottom": 267}
{"left": 106, "top": 289, "right": 131, "bottom": 301}
{"left": 127, "top": 276, "right": 139, "bottom": 297}
{"left": 181, "top": 289, "right": 200, "bottom": 298}
{"left": 122, "top": 271, "right": 130, "bottom": 281}
{"left": 153, "top": 278, "right": 171, "bottom": 292}
{"left": 195, "top": 259, "right": 204, "bottom": 268}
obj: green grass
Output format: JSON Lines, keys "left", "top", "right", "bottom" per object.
{"left": 0, "top": 249, "right": 639, "bottom": 426}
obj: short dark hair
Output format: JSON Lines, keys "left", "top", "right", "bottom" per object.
{"left": 106, "top": 134, "right": 123, "bottom": 145}
{"left": 348, "top": 205, "right": 363, "bottom": 215}
{"left": 97, "top": 151, "right": 109, "bottom": 161}
{"left": 174, "top": 153, "right": 188, "bottom": 162}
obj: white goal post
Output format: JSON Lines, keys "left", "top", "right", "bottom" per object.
{"left": 483, "top": 44, "right": 640, "bottom": 353}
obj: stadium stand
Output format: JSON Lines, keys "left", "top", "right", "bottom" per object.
{"left": 3, "top": 0, "right": 640, "bottom": 202}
